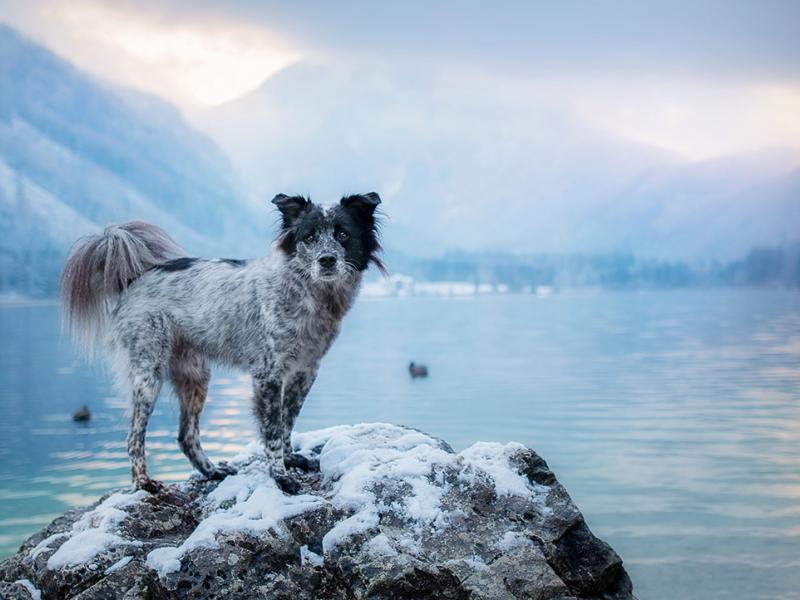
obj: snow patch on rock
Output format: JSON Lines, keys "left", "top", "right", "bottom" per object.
{"left": 299, "top": 545, "right": 324, "bottom": 568}
{"left": 30, "top": 490, "right": 146, "bottom": 570}
{"left": 460, "top": 441, "right": 545, "bottom": 497}
{"left": 494, "top": 531, "right": 533, "bottom": 552}
{"left": 146, "top": 464, "right": 323, "bottom": 576}
{"left": 14, "top": 578, "right": 41, "bottom": 599}
{"left": 104, "top": 555, "right": 133, "bottom": 575}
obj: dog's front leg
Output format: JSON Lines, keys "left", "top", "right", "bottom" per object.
{"left": 282, "top": 369, "right": 319, "bottom": 472}
{"left": 252, "top": 373, "right": 300, "bottom": 494}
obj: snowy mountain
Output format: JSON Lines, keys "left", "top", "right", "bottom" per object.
{"left": 0, "top": 25, "right": 264, "bottom": 296}
{"left": 197, "top": 60, "right": 800, "bottom": 260}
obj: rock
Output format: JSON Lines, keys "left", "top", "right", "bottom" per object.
{"left": 0, "top": 423, "right": 636, "bottom": 599}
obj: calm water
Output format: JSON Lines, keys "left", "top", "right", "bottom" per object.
{"left": 1, "top": 291, "right": 799, "bottom": 599}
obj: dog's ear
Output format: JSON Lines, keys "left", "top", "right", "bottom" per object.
{"left": 340, "top": 193, "right": 381, "bottom": 220}
{"left": 271, "top": 194, "right": 309, "bottom": 228}
{"left": 340, "top": 193, "right": 386, "bottom": 274}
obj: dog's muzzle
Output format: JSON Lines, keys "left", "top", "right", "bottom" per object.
{"left": 315, "top": 254, "right": 340, "bottom": 280}
{"left": 318, "top": 255, "right": 337, "bottom": 269}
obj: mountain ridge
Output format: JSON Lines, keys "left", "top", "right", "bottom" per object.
{"left": 0, "top": 24, "right": 264, "bottom": 296}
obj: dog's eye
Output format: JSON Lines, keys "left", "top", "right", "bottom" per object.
{"left": 336, "top": 230, "right": 350, "bottom": 243}
{"left": 305, "top": 232, "right": 315, "bottom": 243}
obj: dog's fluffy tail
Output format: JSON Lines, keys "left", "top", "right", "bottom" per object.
{"left": 60, "top": 221, "right": 184, "bottom": 355}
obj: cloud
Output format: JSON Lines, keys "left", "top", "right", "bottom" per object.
{"left": 98, "top": 0, "right": 800, "bottom": 81}
{"left": 3, "top": 0, "right": 800, "bottom": 159}
{"left": 0, "top": 0, "right": 300, "bottom": 106}
{"left": 564, "top": 79, "right": 800, "bottom": 159}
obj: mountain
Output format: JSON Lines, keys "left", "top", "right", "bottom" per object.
{"left": 569, "top": 149, "right": 800, "bottom": 259}
{"left": 0, "top": 25, "right": 264, "bottom": 297}
{"left": 197, "top": 61, "right": 800, "bottom": 260}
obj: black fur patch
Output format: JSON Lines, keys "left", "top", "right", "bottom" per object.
{"left": 152, "top": 257, "right": 199, "bottom": 272}
{"left": 338, "top": 193, "right": 384, "bottom": 272}
{"left": 275, "top": 202, "right": 324, "bottom": 255}
{"left": 220, "top": 258, "right": 247, "bottom": 267}
{"left": 151, "top": 258, "right": 247, "bottom": 273}
{"left": 272, "top": 195, "right": 311, "bottom": 233}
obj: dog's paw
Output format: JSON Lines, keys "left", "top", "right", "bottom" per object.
{"left": 206, "top": 462, "right": 238, "bottom": 481}
{"left": 274, "top": 473, "right": 302, "bottom": 495}
{"left": 275, "top": 475, "right": 301, "bottom": 496}
{"left": 270, "top": 464, "right": 302, "bottom": 495}
{"left": 136, "top": 478, "right": 167, "bottom": 495}
{"left": 283, "top": 452, "right": 320, "bottom": 472}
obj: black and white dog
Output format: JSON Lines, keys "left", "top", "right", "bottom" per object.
{"left": 60, "top": 193, "right": 383, "bottom": 493}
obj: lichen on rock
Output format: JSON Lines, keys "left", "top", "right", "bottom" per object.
{"left": 0, "top": 423, "right": 635, "bottom": 599}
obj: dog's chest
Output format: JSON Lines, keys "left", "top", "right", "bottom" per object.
{"left": 263, "top": 273, "right": 356, "bottom": 369}
{"left": 270, "top": 298, "right": 340, "bottom": 364}
{"left": 298, "top": 304, "right": 340, "bottom": 354}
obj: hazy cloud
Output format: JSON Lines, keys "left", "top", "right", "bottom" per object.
{"left": 2, "top": 0, "right": 799, "bottom": 159}
{"left": 77, "top": 0, "right": 800, "bottom": 80}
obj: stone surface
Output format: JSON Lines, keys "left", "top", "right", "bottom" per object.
{"left": 0, "top": 423, "right": 635, "bottom": 599}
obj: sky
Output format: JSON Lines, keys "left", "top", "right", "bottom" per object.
{"left": 2, "top": 0, "right": 799, "bottom": 257}
{"left": 1, "top": 0, "right": 799, "bottom": 161}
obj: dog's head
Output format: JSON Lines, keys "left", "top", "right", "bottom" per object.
{"left": 272, "top": 193, "right": 385, "bottom": 283}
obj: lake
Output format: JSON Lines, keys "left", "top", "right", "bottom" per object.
{"left": 1, "top": 290, "right": 799, "bottom": 599}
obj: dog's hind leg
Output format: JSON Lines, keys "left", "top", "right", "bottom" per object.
{"left": 170, "top": 345, "right": 234, "bottom": 480}
{"left": 127, "top": 367, "right": 164, "bottom": 492}
{"left": 118, "top": 314, "right": 172, "bottom": 492}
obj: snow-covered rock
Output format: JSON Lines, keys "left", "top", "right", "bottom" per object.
{"left": 0, "top": 423, "right": 635, "bottom": 599}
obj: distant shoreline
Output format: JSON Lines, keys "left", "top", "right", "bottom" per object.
{"left": 0, "top": 295, "right": 59, "bottom": 307}
{"left": 2, "top": 286, "right": 796, "bottom": 307}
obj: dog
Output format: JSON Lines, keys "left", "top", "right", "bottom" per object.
{"left": 60, "top": 193, "right": 383, "bottom": 493}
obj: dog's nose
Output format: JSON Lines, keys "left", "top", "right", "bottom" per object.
{"left": 318, "top": 255, "right": 337, "bottom": 269}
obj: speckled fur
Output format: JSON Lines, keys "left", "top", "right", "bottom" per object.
{"left": 61, "top": 193, "right": 383, "bottom": 492}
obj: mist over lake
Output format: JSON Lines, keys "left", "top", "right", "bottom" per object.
{"left": 1, "top": 290, "right": 798, "bottom": 599}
